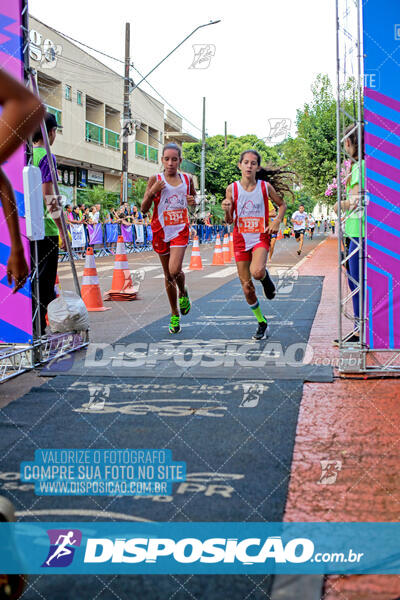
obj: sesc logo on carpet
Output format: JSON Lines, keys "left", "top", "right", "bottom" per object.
{"left": 42, "top": 529, "right": 82, "bottom": 567}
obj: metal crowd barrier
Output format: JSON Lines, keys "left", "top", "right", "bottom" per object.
{"left": 59, "top": 223, "right": 229, "bottom": 261}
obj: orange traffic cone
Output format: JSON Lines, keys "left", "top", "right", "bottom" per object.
{"left": 277, "top": 229, "right": 283, "bottom": 240}
{"left": 104, "top": 236, "right": 137, "bottom": 301}
{"left": 222, "top": 234, "right": 232, "bottom": 263}
{"left": 81, "top": 247, "right": 111, "bottom": 312}
{"left": 229, "top": 232, "right": 234, "bottom": 257}
{"left": 189, "top": 236, "right": 203, "bottom": 270}
{"left": 212, "top": 234, "right": 224, "bottom": 266}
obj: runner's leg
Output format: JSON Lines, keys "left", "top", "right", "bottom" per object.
{"left": 298, "top": 232, "right": 304, "bottom": 254}
{"left": 250, "top": 246, "right": 275, "bottom": 299}
{"left": 159, "top": 252, "right": 179, "bottom": 316}
{"left": 236, "top": 259, "right": 269, "bottom": 339}
{"left": 169, "top": 245, "right": 191, "bottom": 316}
{"left": 250, "top": 246, "right": 268, "bottom": 280}
{"left": 237, "top": 260, "right": 258, "bottom": 306}
{"left": 268, "top": 237, "right": 277, "bottom": 262}
{"left": 169, "top": 246, "right": 186, "bottom": 297}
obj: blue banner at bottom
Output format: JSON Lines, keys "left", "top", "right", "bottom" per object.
{"left": 1, "top": 522, "right": 399, "bottom": 574}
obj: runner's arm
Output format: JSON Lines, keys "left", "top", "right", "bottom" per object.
{"left": 267, "top": 183, "right": 286, "bottom": 233}
{"left": 187, "top": 175, "right": 197, "bottom": 206}
{"left": 0, "top": 70, "right": 45, "bottom": 292}
{"left": 142, "top": 175, "right": 163, "bottom": 213}
{"left": 222, "top": 184, "right": 234, "bottom": 224}
{"left": 0, "top": 68, "right": 45, "bottom": 164}
{"left": 0, "top": 168, "right": 29, "bottom": 292}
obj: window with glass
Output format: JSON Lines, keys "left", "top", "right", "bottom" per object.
{"left": 77, "top": 91, "right": 82, "bottom": 105}
{"left": 65, "top": 85, "right": 71, "bottom": 100}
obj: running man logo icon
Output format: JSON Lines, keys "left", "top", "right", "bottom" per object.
{"left": 276, "top": 268, "right": 299, "bottom": 295}
{"left": 238, "top": 382, "right": 267, "bottom": 408}
{"left": 317, "top": 460, "right": 342, "bottom": 485}
{"left": 189, "top": 44, "right": 216, "bottom": 69}
{"left": 263, "top": 118, "right": 292, "bottom": 145}
{"left": 42, "top": 529, "right": 82, "bottom": 567}
{"left": 87, "top": 383, "right": 110, "bottom": 410}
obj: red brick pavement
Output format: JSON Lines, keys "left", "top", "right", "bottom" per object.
{"left": 283, "top": 237, "right": 400, "bottom": 600}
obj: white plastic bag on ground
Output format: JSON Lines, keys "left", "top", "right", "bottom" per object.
{"left": 47, "top": 290, "right": 89, "bottom": 333}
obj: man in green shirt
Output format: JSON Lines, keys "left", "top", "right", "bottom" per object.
{"left": 32, "top": 112, "right": 67, "bottom": 336}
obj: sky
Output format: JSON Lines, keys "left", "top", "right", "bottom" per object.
{"left": 29, "top": 0, "right": 337, "bottom": 142}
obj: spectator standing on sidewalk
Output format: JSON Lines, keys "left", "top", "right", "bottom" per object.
{"left": 73, "top": 206, "right": 83, "bottom": 222}
{"left": 333, "top": 123, "right": 365, "bottom": 344}
{"left": 92, "top": 203, "right": 101, "bottom": 223}
{"left": 132, "top": 204, "right": 143, "bottom": 222}
{"left": 32, "top": 112, "right": 67, "bottom": 336}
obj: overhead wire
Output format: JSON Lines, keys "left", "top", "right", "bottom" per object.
{"left": 49, "top": 54, "right": 200, "bottom": 141}
{"left": 43, "top": 25, "right": 202, "bottom": 134}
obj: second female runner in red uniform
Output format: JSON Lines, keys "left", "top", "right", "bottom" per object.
{"left": 222, "top": 149, "right": 289, "bottom": 340}
{"left": 142, "top": 143, "right": 196, "bottom": 333}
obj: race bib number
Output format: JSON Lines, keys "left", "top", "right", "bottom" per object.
{"left": 164, "top": 209, "right": 188, "bottom": 226}
{"left": 238, "top": 217, "right": 265, "bottom": 233}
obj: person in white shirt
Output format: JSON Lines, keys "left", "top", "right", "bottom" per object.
{"left": 308, "top": 214, "right": 315, "bottom": 239}
{"left": 291, "top": 204, "right": 307, "bottom": 255}
{"left": 92, "top": 203, "right": 100, "bottom": 224}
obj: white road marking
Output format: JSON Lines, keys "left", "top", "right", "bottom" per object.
{"left": 204, "top": 266, "right": 238, "bottom": 278}
{"left": 59, "top": 264, "right": 161, "bottom": 281}
{"left": 58, "top": 265, "right": 113, "bottom": 280}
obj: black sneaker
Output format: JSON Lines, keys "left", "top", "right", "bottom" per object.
{"left": 261, "top": 271, "right": 276, "bottom": 300}
{"left": 252, "top": 320, "right": 269, "bottom": 340}
{"left": 179, "top": 287, "right": 191, "bottom": 316}
{"left": 297, "top": 249, "right": 301, "bottom": 255}
{"left": 333, "top": 333, "right": 360, "bottom": 346}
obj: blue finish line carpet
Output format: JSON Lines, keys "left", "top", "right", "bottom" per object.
{"left": 0, "top": 276, "right": 329, "bottom": 599}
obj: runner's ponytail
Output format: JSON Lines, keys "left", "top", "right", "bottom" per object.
{"left": 256, "top": 164, "right": 296, "bottom": 199}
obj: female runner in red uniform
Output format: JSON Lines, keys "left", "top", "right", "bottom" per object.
{"left": 142, "top": 143, "right": 196, "bottom": 333}
{"left": 222, "top": 149, "right": 290, "bottom": 339}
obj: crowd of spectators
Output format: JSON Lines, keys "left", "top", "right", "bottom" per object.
{"left": 64, "top": 201, "right": 151, "bottom": 226}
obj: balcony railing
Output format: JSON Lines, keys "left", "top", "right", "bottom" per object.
{"left": 148, "top": 145, "right": 158, "bottom": 163}
{"left": 135, "top": 141, "right": 147, "bottom": 159}
{"left": 85, "top": 121, "right": 103, "bottom": 145}
{"left": 105, "top": 128, "right": 120, "bottom": 150}
{"left": 45, "top": 104, "right": 62, "bottom": 129}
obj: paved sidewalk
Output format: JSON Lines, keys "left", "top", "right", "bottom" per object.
{"left": 284, "top": 237, "right": 400, "bottom": 599}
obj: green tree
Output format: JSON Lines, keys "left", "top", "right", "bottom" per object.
{"left": 183, "top": 134, "right": 281, "bottom": 202}
{"left": 76, "top": 186, "right": 120, "bottom": 220}
{"left": 281, "top": 73, "right": 357, "bottom": 206}
{"left": 131, "top": 178, "right": 147, "bottom": 208}
{"left": 286, "top": 190, "right": 315, "bottom": 219}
